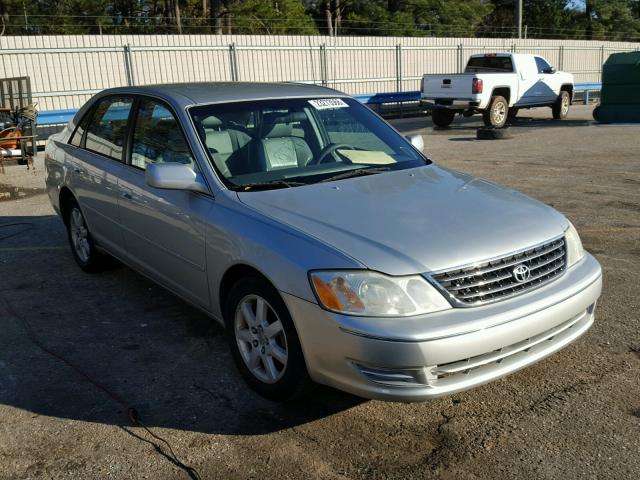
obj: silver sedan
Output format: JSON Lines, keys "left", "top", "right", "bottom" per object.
{"left": 45, "top": 83, "right": 602, "bottom": 401}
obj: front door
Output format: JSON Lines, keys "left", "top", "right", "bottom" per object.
{"left": 118, "top": 98, "right": 213, "bottom": 309}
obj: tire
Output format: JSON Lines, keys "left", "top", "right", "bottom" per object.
{"left": 224, "top": 276, "right": 311, "bottom": 401}
{"left": 63, "top": 197, "right": 109, "bottom": 272}
{"left": 431, "top": 108, "right": 455, "bottom": 127}
{"left": 482, "top": 95, "right": 508, "bottom": 128}
{"left": 552, "top": 90, "right": 570, "bottom": 120}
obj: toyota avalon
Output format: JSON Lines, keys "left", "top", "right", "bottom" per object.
{"left": 45, "top": 82, "right": 602, "bottom": 401}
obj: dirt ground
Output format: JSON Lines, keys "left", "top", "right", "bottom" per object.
{"left": 0, "top": 105, "right": 638, "bottom": 480}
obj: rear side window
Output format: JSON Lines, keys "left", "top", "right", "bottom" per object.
{"left": 535, "top": 56, "right": 552, "bottom": 73}
{"left": 130, "top": 98, "right": 195, "bottom": 170}
{"left": 465, "top": 56, "right": 514, "bottom": 73}
{"left": 69, "top": 111, "right": 90, "bottom": 147}
{"left": 84, "top": 97, "right": 133, "bottom": 161}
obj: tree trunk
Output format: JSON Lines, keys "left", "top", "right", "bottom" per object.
{"left": 175, "top": 0, "right": 183, "bottom": 34}
{"left": 325, "top": 0, "right": 333, "bottom": 36}
{"left": 335, "top": 0, "right": 341, "bottom": 35}
{"left": 212, "top": 0, "right": 223, "bottom": 34}
{"left": 585, "top": 0, "right": 593, "bottom": 40}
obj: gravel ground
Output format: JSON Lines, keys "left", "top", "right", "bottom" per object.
{"left": 0, "top": 104, "right": 638, "bottom": 480}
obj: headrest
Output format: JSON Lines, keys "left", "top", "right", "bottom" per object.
{"left": 201, "top": 115, "right": 223, "bottom": 129}
{"left": 260, "top": 111, "right": 305, "bottom": 139}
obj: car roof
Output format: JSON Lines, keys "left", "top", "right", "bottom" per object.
{"left": 98, "top": 82, "right": 347, "bottom": 107}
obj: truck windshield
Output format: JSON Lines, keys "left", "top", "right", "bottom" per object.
{"left": 465, "top": 56, "right": 514, "bottom": 73}
{"left": 189, "top": 97, "right": 429, "bottom": 190}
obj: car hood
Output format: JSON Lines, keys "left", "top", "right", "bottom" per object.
{"left": 237, "top": 165, "right": 569, "bottom": 275}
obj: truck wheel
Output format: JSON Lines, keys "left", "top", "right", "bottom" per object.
{"left": 552, "top": 90, "right": 570, "bottom": 120}
{"left": 483, "top": 96, "right": 508, "bottom": 128}
{"left": 431, "top": 109, "right": 455, "bottom": 127}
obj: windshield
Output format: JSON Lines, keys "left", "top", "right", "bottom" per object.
{"left": 189, "top": 97, "right": 429, "bottom": 190}
{"left": 465, "top": 56, "right": 514, "bottom": 73}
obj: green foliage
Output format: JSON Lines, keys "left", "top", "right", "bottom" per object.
{"left": 0, "top": 0, "right": 638, "bottom": 39}
{"left": 226, "top": 0, "right": 317, "bottom": 34}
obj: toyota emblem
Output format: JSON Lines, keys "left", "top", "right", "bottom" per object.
{"left": 512, "top": 264, "right": 531, "bottom": 283}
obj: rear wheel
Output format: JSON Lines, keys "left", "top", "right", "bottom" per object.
{"left": 431, "top": 108, "right": 455, "bottom": 127}
{"left": 552, "top": 90, "right": 570, "bottom": 120}
{"left": 483, "top": 95, "right": 508, "bottom": 128}
{"left": 224, "top": 276, "right": 311, "bottom": 401}
{"left": 64, "top": 197, "right": 109, "bottom": 272}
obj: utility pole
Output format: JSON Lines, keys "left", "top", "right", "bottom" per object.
{"left": 516, "top": 0, "right": 523, "bottom": 39}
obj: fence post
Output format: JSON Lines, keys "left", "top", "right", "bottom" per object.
{"left": 558, "top": 45, "right": 564, "bottom": 71}
{"left": 600, "top": 45, "right": 605, "bottom": 76}
{"left": 395, "top": 44, "right": 402, "bottom": 92}
{"left": 511, "top": 43, "right": 517, "bottom": 53}
{"left": 228, "top": 43, "right": 239, "bottom": 81}
{"left": 123, "top": 44, "right": 136, "bottom": 86}
{"left": 457, "top": 44, "right": 463, "bottom": 73}
{"left": 319, "top": 43, "right": 328, "bottom": 87}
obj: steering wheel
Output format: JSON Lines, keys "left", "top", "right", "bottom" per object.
{"left": 310, "top": 143, "right": 355, "bottom": 165}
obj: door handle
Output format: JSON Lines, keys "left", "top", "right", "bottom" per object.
{"left": 73, "top": 167, "right": 85, "bottom": 175}
{"left": 121, "top": 191, "right": 133, "bottom": 200}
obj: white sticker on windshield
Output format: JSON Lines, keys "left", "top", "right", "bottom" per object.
{"left": 308, "top": 98, "right": 349, "bottom": 110}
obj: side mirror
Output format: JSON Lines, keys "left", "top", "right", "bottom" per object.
{"left": 543, "top": 66, "right": 556, "bottom": 74}
{"left": 145, "top": 163, "right": 209, "bottom": 194}
{"left": 406, "top": 134, "right": 424, "bottom": 152}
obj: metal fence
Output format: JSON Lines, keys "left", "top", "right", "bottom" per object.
{"left": 0, "top": 35, "right": 638, "bottom": 111}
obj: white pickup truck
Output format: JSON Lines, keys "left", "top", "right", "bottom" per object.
{"left": 420, "top": 53, "right": 574, "bottom": 128}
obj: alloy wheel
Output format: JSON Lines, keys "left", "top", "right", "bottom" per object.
{"left": 234, "top": 294, "right": 288, "bottom": 384}
{"left": 70, "top": 207, "right": 90, "bottom": 262}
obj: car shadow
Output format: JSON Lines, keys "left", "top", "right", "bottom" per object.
{"left": 0, "top": 214, "right": 365, "bottom": 436}
{"left": 391, "top": 113, "right": 594, "bottom": 136}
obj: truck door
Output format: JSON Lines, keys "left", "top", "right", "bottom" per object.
{"left": 515, "top": 56, "right": 543, "bottom": 106}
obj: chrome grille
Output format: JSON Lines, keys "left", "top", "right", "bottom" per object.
{"left": 430, "top": 237, "right": 566, "bottom": 306}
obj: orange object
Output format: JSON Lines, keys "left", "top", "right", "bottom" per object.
{"left": 0, "top": 129, "right": 22, "bottom": 149}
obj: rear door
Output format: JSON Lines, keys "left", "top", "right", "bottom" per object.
{"left": 63, "top": 96, "right": 134, "bottom": 258}
{"left": 117, "top": 97, "right": 213, "bottom": 309}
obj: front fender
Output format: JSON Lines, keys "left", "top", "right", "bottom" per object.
{"left": 204, "top": 191, "right": 363, "bottom": 321}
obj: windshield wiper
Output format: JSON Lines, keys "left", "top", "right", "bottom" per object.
{"left": 239, "top": 180, "right": 305, "bottom": 191}
{"left": 319, "top": 167, "right": 390, "bottom": 183}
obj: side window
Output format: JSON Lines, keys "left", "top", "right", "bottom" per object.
{"left": 535, "top": 56, "right": 552, "bottom": 74}
{"left": 130, "top": 99, "right": 195, "bottom": 170}
{"left": 69, "top": 109, "right": 91, "bottom": 148}
{"left": 84, "top": 97, "right": 133, "bottom": 161}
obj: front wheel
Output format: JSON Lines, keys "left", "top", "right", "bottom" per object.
{"left": 552, "top": 90, "right": 570, "bottom": 120}
{"left": 431, "top": 108, "right": 455, "bottom": 127}
{"left": 483, "top": 95, "right": 508, "bottom": 128}
{"left": 224, "top": 276, "right": 311, "bottom": 401}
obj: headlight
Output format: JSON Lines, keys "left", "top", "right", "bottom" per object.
{"left": 565, "top": 221, "right": 584, "bottom": 268}
{"left": 309, "top": 270, "right": 450, "bottom": 317}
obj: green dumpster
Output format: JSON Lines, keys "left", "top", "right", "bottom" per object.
{"left": 593, "top": 51, "right": 640, "bottom": 123}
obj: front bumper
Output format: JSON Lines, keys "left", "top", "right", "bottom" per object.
{"left": 283, "top": 253, "right": 602, "bottom": 402}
